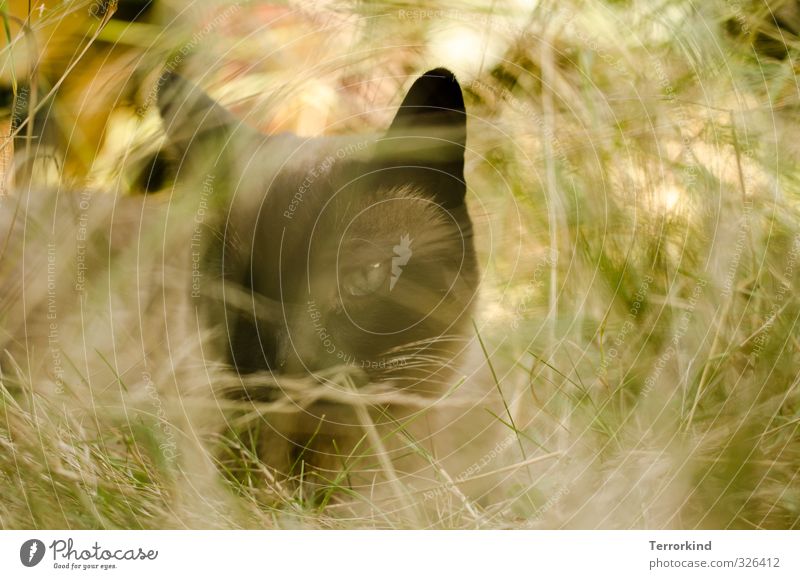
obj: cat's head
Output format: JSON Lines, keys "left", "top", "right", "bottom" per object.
{"left": 158, "top": 69, "right": 478, "bottom": 391}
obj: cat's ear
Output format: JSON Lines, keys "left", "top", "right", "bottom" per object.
{"left": 372, "top": 68, "right": 467, "bottom": 209}
{"left": 156, "top": 71, "right": 239, "bottom": 146}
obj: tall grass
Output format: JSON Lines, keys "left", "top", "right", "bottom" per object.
{"left": 1, "top": 0, "right": 799, "bottom": 528}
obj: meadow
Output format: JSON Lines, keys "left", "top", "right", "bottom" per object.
{"left": 1, "top": 0, "right": 799, "bottom": 529}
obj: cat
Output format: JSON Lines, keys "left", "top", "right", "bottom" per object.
{"left": 158, "top": 68, "right": 476, "bottom": 380}
{"left": 154, "top": 68, "right": 512, "bottom": 517}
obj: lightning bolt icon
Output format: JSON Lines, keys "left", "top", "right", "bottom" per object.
{"left": 390, "top": 234, "right": 413, "bottom": 291}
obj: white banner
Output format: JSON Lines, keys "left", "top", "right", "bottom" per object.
{"left": 1, "top": 531, "right": 797, "bottom": 578}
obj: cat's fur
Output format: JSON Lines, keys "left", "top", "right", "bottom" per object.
{"left": 154, "top": 69, "right": 510, "bottom": 513}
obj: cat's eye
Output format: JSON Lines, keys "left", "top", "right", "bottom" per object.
{"left": 342, "top": 262, "right": 388, "bottom": 297}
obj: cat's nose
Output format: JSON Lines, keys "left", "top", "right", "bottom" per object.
{"left": 275, "top": 339, "right": 307, "bottom": 374}
{"left": 275, "top": 330, "right": 336, "bottom": 375}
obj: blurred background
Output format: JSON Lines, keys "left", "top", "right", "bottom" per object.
{"left": 1, "top": 0, "right": 799, "bottom": 529}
